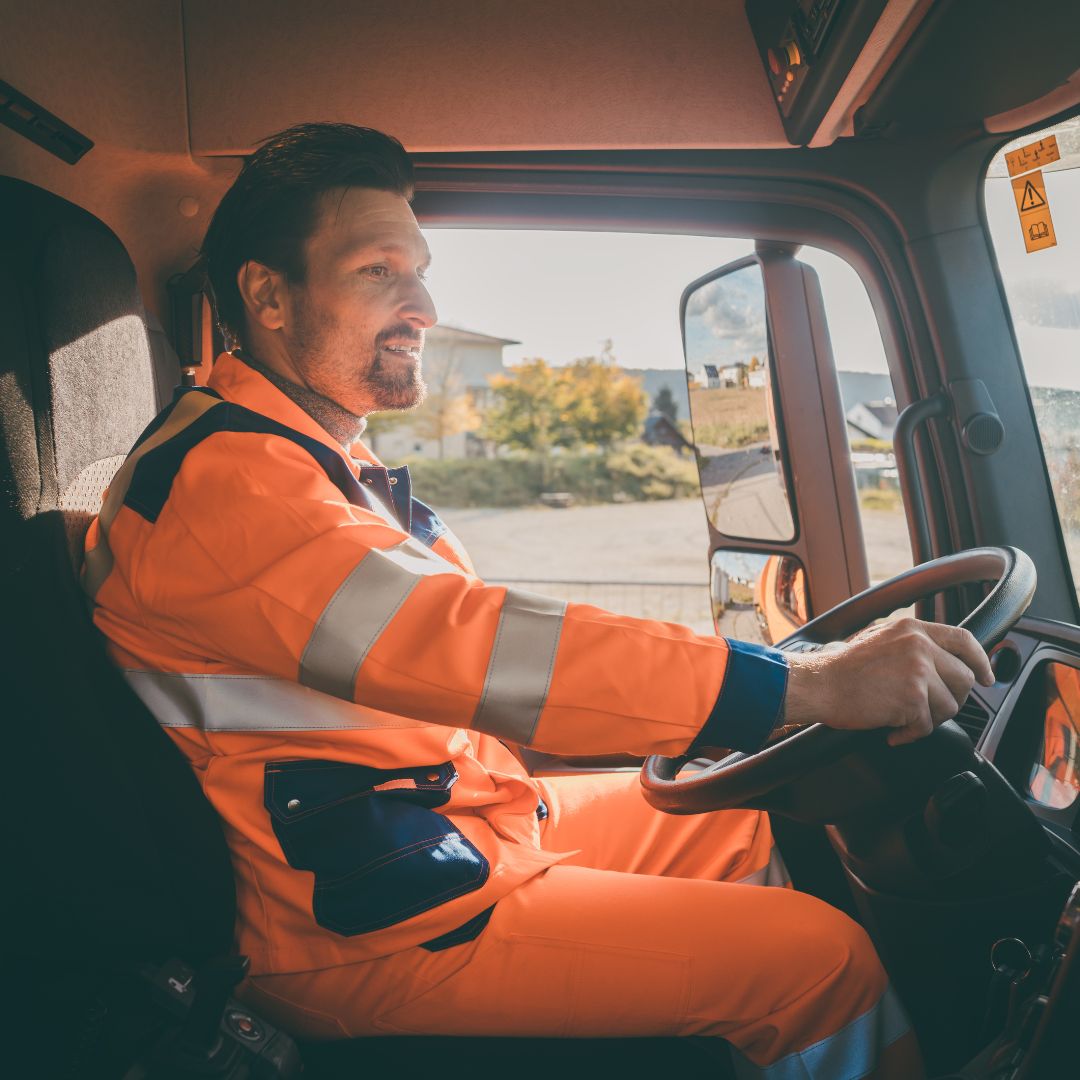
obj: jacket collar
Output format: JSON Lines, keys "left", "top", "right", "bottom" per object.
{"left": 207, "top": 352, "right": 383, "bottom": 470}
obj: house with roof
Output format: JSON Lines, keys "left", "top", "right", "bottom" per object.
{"left": 845, "top": 400, "right": 899, "bottom": 443}
{"left": 693, "top": 364, "right": 721, "bottom": 388}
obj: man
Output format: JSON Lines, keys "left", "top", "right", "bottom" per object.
{"left": 84, "top": 123, "right": 992, "bottom": 1077}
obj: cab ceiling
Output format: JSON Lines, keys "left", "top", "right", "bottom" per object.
{"left": 182, "top": 0, "right": 791, "bottom": 152}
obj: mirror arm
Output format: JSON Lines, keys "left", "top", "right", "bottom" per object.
{"left": 893, "top": 392, "right": 950, "bottom": 565}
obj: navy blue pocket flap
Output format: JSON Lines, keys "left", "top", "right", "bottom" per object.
{"left": 264, "top": 759, "right": 487, "bottom": 937}
{"left": 264, "top": 759, "right": 457, "bottom": 823}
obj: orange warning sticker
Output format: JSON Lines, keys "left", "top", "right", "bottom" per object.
{"left": 1011, "top": 169, "right": 1056, "bottom": 253}
{"left": 1006, "top": 135, "right": 1061, "bottom": 178}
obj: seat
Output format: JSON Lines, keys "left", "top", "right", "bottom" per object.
{"left": 0, "top": 175, "right": 237, "bottom": 1071}
{"left": 0, "top": 175, "right": 726, "bottom": 1077}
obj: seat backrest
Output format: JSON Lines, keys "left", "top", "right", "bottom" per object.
{"left": 0, "top": 176, "right": 235, "bottom": 968}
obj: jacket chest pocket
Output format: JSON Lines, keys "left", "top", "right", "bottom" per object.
{"left": 264, "top": 759, "right": 489, "bottom": 937}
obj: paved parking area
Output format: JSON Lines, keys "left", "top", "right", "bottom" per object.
{"left": 439, "top": 499, "right": 714, "bottom": 584}
{"left": 439, "top": 499, "right": 911, "bottom": 585}
{"left": 437, "top": 498, "right": 912, "bottom": 636}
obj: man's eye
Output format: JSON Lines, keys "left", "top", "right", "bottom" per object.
{"left": 417, "top": 267, "right": 429, "bottom": 282}
{"left": 362, "top": 265, "right": 390, "bottom": 279}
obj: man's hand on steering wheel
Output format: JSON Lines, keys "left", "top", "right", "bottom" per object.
{"left": 783, "top": 618, "right": 995, "bottom": 748}
{"left": 642, "top": 547, "right": 1036, "bottom": 814}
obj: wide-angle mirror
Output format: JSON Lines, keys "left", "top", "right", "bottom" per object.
{"left": 683, "top": 259, "right": 796, "bottom": 542}
{"left": 711, "top": 549, "right": 809, "bottom": 646}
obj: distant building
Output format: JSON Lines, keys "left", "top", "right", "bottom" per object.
{"left": 694, "top": 364, "right": 721, "bottom": 389}
{"left": 371, "top": 324, "right": 518, "bottom": 460}
{"left": 643, "top": 411, "right": 693, "bottom": 455}
{"left": 846, "top": 400, "right": 898, "bottom": 442}
{"left": 719, "top": 362, "right": 747, "bottom": 388}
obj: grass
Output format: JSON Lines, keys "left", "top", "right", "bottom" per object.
{"left": 688, "top": 387, "right": 771, "bottom": 448}
{"left": 859, "top": 488, "right": 902, "bottom": 513}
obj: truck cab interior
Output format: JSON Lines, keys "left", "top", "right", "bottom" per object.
{"left": 3, "top": 2, "right": 1080, "bottom": 1077}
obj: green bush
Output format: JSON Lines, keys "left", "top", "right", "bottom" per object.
{"left": 404, "top": 444, "right": 698, "bottom": 508}
{"left": 403, "top": 456, "right": 542, "bottom": 508}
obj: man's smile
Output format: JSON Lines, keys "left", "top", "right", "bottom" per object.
{"left": 380, "top": 342, "right": 423, "bottom": 360}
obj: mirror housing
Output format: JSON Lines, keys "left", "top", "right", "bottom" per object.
{"left": 681, "top": 245, "right": 871, "bottom": 618}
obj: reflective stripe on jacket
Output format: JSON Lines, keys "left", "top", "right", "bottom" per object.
{"left": 83, "top": 351, "right": 789, "bottom": 972}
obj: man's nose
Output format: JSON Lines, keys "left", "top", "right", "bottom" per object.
{"left": 401, "top": 277, "right": 438, "bottom": 330}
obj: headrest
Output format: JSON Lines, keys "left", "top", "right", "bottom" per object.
{"left": 0, "top": 177, "right": 157, "bottom": 548}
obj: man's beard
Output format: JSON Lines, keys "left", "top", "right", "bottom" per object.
{"left": 369, "top": 324, "right": 428, "bottom": 411}
{"left": 289, "top": 298, "right": 427, "bottom": 414}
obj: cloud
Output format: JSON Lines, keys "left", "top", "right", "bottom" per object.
{"left": 685, "top": 272, "right": 768, "bottom": 364}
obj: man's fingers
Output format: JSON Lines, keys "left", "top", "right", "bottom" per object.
{"left": 929, "top": 643, "right": 978, "bottom": 712}
{"left": 885, "top": 673, "right": 954, "bottom": 747}
{"left": 920, "top": 623, "right": 994, "bottom": 686}
{"left": 926, "top": 671, "right": 962, "bottom": 726}
{"left": 887, "top": 705, "right": 933, "bottom": 746}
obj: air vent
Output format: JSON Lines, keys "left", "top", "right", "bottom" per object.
{"left": 955, "top": 696, "right": 992, "bottom": 744}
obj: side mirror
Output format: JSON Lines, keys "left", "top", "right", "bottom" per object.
{"left": 711, "top": 550, "right": 809, "bottom": 645}
{"left": 682, "top": 258, "right": 795, "bottom": 542}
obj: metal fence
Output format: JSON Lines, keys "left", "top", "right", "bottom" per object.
{"left": 489, "top": 579, "right": 714, "bottom": 633}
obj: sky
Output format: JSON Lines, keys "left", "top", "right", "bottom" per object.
{"left": 421, "top": 115, "right": 1078, "bottom": 390}
{"left": 684, "top": 262, "right": 768, "bottom": 373}
{"left": 421, "top": 227, "right": 891, "bottom": 375}
{"left": 984, "top": 125, "right": 1080, "bottom": 390}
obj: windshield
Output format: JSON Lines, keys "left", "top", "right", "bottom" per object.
{"left": 985, "top": 116, "right": 1080, "bottom": 599}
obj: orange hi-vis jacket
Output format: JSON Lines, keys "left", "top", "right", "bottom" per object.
{"left": 83, "top": 352, "right": 789, "bottom": 975}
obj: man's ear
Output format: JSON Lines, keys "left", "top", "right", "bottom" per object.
{"left": 237, "top": 260, "right": 288, "bottom": 332}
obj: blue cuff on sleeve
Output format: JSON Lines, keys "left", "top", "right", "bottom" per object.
{"left": 690, "top": 639, "right": 790, "bottom": 755}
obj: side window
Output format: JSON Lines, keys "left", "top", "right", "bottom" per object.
{"left": 367, "top": 228, "right": 756, "bottom": 634}
{"left": 800, "top": 247, "right": 913, "bottom": 586}
{"left": 984, "top": 117, "right": 1080, "bottom": 598}
{"left": 396, "top": 230, "right": 909, "bottom": 653}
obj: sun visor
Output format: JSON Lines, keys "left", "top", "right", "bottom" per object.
{"left": 853, "top": 0, "right": 1080, "bottom": 138}
{"left": 181, "top": 0, "right": 791, "bottom": 153}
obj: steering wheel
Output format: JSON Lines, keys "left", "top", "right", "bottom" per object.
{"left": 640, "top": 546, "right": 1037, "bottom": 815}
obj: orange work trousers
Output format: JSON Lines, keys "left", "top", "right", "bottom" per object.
{"left": 245, "top": 772, "right": 923, "bottom": 1078}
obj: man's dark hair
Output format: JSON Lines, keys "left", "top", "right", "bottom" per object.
{"left": 201, "top": 122, "right": 414, "bottom": 346}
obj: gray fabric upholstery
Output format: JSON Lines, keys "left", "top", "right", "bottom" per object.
{"left": 0, "top": 175, "right": 237, "bottom": 970}
{"left": 0, "top": 176, "right": 155, "bottom": 526}
{"left": 146, "top": 311, "right": 182, "bottom": 412}
{"left": 59, "top": 453, "right": 127, "bottom": 567}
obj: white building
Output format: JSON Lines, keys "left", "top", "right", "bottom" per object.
{"left": 370, "top": 324, "right": 519, "bottom": 460}
{"left": 694, "top": 364, "right": 721, "bottom": 388}
{"left": 719, "top": 362, "right": 748, "bottom": 387}
{"left": 846, "top": 400, "right": 899, "bottom": 442}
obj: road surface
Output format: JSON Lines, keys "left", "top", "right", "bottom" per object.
{"left": 436, "top": 498, "right": 913, "bottom": 635}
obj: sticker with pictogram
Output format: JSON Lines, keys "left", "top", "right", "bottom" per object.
{"left": 1010, "top": 169, "right": 1056, "bottom": 253}
{"left": 1005, "top": 135, "right": 1061, "bottom": 178}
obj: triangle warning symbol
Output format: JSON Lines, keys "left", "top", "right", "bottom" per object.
{"left": 1020, "top": 179, "right": 1046, "bottom": 212}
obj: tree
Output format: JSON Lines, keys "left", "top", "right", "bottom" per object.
{"left": 563, "top": 356, "right": 648, "bottom": 448}
{"left": 411, "top": 346, "right": 481, "bottom": 459}
{"left": 483, "top": 358, "right": 574, "bottom": 455}
{"left": 653, "top": 385, "right": 679, "bottom": 423}
{"left": 484, "top": 355, "right": 648, "bottom": 456}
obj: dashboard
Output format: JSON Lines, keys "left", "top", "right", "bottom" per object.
{"left": 971, "top": 617, "right": 1080, "bottom": 869}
